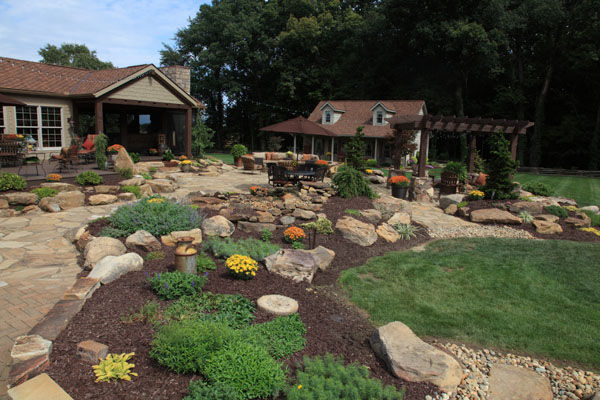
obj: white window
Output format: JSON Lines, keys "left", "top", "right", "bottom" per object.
{"left": 325, "top": 111, "right": 331, "bottom": 124}
{"left": 0, "top": 107, "right": 4, "bottom": 134}
{"left": 376, "top": 111, "right": 383, "bottom": 125}
{"left": 16, "top": 106, "right": 63, "bottom": 148}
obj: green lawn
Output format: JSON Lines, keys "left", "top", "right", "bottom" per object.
{"left": 339, "top": 238, "right": 600, "bottom": 367}
{"left": 514, "top": 173, "right": 599, "bottom": 207}
{"left": 206, "top": 152, "right": 234, "bottom": 165}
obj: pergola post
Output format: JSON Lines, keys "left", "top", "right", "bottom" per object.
{"left": 468, "top": 133, "right": 477, "bottom": 173}
{"left": 293, "top": 135, "right": 297, "bottom": 155}
{"left": 311, "top": 136, "right": 315, "bottom": 155}
{"left": 331, "top": 137, "right": 335, "bottom": 161}
{"left": 510, "top": 133, "right": 518, "bottom": 162}
{"left": 94, "top": 100, "right": 103, "bottom": 134}
{"left": 417, "top": 130, "right": 430, "bottom": 177}
{"left": 374, "top": 139, "right": 378, "bottom": 162}
{"left": 185, "top": 107, "right": 192, "bottom": 158}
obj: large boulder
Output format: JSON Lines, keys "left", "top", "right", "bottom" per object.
{"left": 360, "top": 209, "right": 382, "bottom": 224}
{"left": 87, "top": 253, "right": 144, "bottom": 284}
{"left": 376, "top": 223, "right": 400, "bottom": 243}
{"left": 335, "top": 216, "right": 377, "bottom": 246}
{"left": 94, "top": 185, "right": 120, "bottom": 194}
{"left": 439, "top": 194, "right": 465, "bottom": 210}
{"left": 88, "top": 194, "right": 118, "bottom": 206}
{"left": 534, "top": 214, "right": 559, "bottom": 223}
{"left": 39, "top": 182, "right": 79, "bottom": 192}
{"left": 580, "top": 205, "right": 599, "bottom": 214}
{"left": 367, "top": 175, "right": 386, "bottom": 184}
{"left": 146, "top": 179, "right": 176, "bottom": 193}
{"left": 120, "top": 177, "right": 145, "bottom": 186}
{"left": 264, "top": 249, "right": 320, "bottom": 283}
{"left": 0, "top": 198, "right": 8, "bottom": 209}
{"left": 532, "top": 220, "right": 563, "bottom": 234}
{"left": 292, "top": 209, "right": 316, "bottom": 220}
{"left": 113, "top": 147, "right": 136, "bottom": 173}
{"left": 470, "top": 208, "right": 522, "bottom": 224}
{"left": 1, "top": 192, "right": 38, "bottom": 205}
{"left": 370, "top": 321, "right": 462, "bottom": 392}
{"left": 387, "top": 211, "right": 411, "bottom": 226}
{"left": 126, "top": 230, "right": 161, "bottom": 252}
{"left": 507, "top": 201, "right": 545, "bottom": 215}
{"left": 139, "top": 184, "right": 153, "bottom": 197}
{"left": 10, "top": 335, "right": 52, "bottom": 363}
{"left": 488, "top": 364, "right": 553, "bottom": 400}
{"left": 161, "top": 228, "right": 202, "bottom": 246}
{"left": 565, "top": 212, "right": 591, "bottom": 228}
{"left": 83, "top": 237, "right": 127, "bottom": 269}
{"left": 52, "top": 191, "right": 85, "bottom": 210}
{"left": 219, "top": 205, "right": 257, "bottom": 222}
{"left": 305, "top": 246, "right": 335, "bottom": 271}
{"left": 238, "top": 221, "right": 277, "bottom": 234}
{"left": 201, "top": 215, "right": 235, "bottom": 237}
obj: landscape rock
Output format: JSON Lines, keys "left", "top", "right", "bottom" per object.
{"left": 439, "top": 194, "right": 465, "bottom": 209}
{"left": 77, "top": 340, "right": 109, "bottom": 364}
{"left": 0, "top": 209, "right": 15, "bottom": 217}
{"left": 470, "top": 208, "right": 523, "bottom": 224}
{"left": 376, "top": 223, "right": 400, "bottom": 243}
{"left": 22, "top": 205, "right": 41, "bottom": 213}
{"left": 336, "top": 216, "right": 378, "bottom": 246}
{"left": 1, "top": 192, "right": 38, "bottom": 205}
{"left": 219, "top": 205, "right": 256, "bottom": 221}
{"left": 63, "top": 277, "right": 100, "bottom": 300}
{"left": 373, "top": 195, "right": 405, "bottom": 218}
{"left": 360, "top": 209, "right": 382, "bottom": 224}
{"left": 488, "top": 364, "right": 553, "bottom": 400}
{"left": 256, "top": 211, "right": 275, "bottom": 223}
{"left": 161, "top": 228, "right": 203, "bottom": 246}
{"left": 87, "top": 253, "right": 144, "bottom": 284}
{"left": 292, "top": 208, "right": 316, "bottom": 220}
{"left": 305, "top": 246, "right": 335, "bottom": 270}
{"left": 139, "top": 184, "right": 153, "bottom": 197}
{"left": 257, "top": 295, "right": 298, "bottom": 316}
{"left": 370, "top": 321, "right": 462, "bottom": 392}
{"left": 28, "top": 299, "right": 84, "bottom": 341}
{"left": 119, "top": 177, "right": 145, "bottom": 186}
{"left": 534, "top": 214, "right": 559, "bottom": 223}
{"left": 367, "top": 175, "right": 386, "bottom": 184}
{"left": 94, "top": 185, "right": 120, "bottom": 194}
{"left": 83, "top": 237, "right": 127, "bottom": 269}
{"left": 113, "top": 147, "right": 136, "bottom": 173}
{"left": 38, "top": 197, "right": 61, "bottom": 212}
{"left": 264, "top": 249, "right": 320, "bottom": 283}
{"left": 280, "top": 216, "right": 295, "bottom": 225}
{"left": 579, "top": 205, "right": 599, "bottom": 214}
{"left": 201, "top": 215, "right": 235, "bottom": 237}
{"left": 7, "top": 373, "right": 72, "bottom": 399}
{"left": 39, "top": 182, "right": 79, "bottom": 192}
{"left": 88, "top": 194, "right": 118, "bottom": 206}
{"left": 444, "top": 204, "right": 458, "bottom": 215}
{"left": 238, "top": 221, "right": 278, "bottom": 234}
{"left": 134, "top": 161, "right": 164, "bottom": 173}
{"left": 0, "top": 198, "right": 8, "bottom": 209}
{"left": 7, "top": 355, "right": 50, "bottom": 389}
{"left": 52, "top": 191, "right": 85, "bottom": 210}
{"left": 507, "top": 201, "right": 545, "bottom": 215}
{"left": 75, "top": 231, "right": 94, "bottom": 252}
{"left": 387, "top": 211, "right": 411, "bottom": 226}
{"left": 565, "top": 212, "right": 591, "bottom": 228}
{"left": 146, "top": 179, "right": 176, "bottom": 193}
{"left": 548, "top": 196, "right": 578, "bottom": 206}
{"left": 117, "top": 192, "right": 137, "bottom": 202}
{"left": 10, "top": 335, "right": 52, "bottom": 363}
{"left": 126, "top": 230, "right": 161, "bottom": 252}
{"left": 533, "top": 220, "right": 563, "bottom": 234}
{"left": 458, "top": 206, "right": 470, "bottom": 218}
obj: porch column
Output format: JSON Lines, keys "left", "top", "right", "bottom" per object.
{"left": 293, "top": 135, "right": 297, "bottom": 155}
{"left": 510, "top": 133, "right": 518, "bottom": 162}
{"left": 311, "top": 136, "right": 315, "bottom": 155}
{"left": 468, "top": 133, "right": 477, "bottom": 173}
{"left": 417, "top": 130, "right": 430, "bottom": 177}
{"left": 72, "top": 103, "right": 79, "bottom": 135}
{"left": 185, "top": 107, "right": 192, "bottom": 158}
{"left": 94, "top": 100, "right": 103, "bottom": 134}
{"left": 374, "top": 139, "right": 378, "bottom": 162}
{"left": 331, "top": 137, "right": 335, "bottom": 161}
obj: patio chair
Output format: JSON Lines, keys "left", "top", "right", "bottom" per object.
{"left": 241, "top": 155, "right": 256, "bottom": 174}
{"left": 270, "top": 165, "right": 290, "bottom": 186}
{"left": 0, "top": 137, "right": 24, "bottom": 168}
{"left": 438, "top": 171, "right": 459, "bottom": 199}
{"left": 50, "top": 141, "right": 81, "bottom": 172}
{"left": 313, "top": 166, "right": 326, "bottom": 182}
{"left": 78, "top": 134, "right": 98, "bottom": 164}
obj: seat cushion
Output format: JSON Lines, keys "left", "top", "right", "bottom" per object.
{"left": 82, "top": 137, "right": 94, "bottom": 150}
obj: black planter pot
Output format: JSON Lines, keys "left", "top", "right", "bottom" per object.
{"left": 391, "top": 185, "right": 408, "bottom": 199}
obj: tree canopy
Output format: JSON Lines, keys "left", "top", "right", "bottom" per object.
{"left": 39, "top": 43, "right": 114, "bottom": 70}
{"left": 163, "top": 0, "right": 599, "bottom": 169}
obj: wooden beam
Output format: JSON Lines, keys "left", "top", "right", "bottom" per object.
{"left": 94, "top": 100, "right": 103, "bottom": 134}
{"left": 102, "top": 98, "right": 189, "bottom": 110}
{"left": 185, "top": 107, "right": 192, "bottom": 158}
{"left": 510, "top": 133, "right": 518, "bottom": 162}
{"left": 418, "top": 130, "right": 429, "bottom": 177}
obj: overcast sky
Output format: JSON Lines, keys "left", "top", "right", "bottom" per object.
{"left": 0, "top": 0, "right": 210, "bottom": 67}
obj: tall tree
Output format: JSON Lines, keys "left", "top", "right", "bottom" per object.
{"left": 39, "top": 43, "right": 114, "bottom": 69}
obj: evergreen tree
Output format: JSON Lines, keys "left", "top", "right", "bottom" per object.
{"left": 344, "top": 126, "right": 367, "bottom": 171}
{"left": 191, "top": 111, "right": 215, "bottom": 158}
{"left": 483, "top": 131, "right": 518, "bottom": 199}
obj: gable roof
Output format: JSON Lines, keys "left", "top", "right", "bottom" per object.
{"left": 308, "top": 100, "right": 425, "bottom": 138}
{"left": 0, "top": 57, "right": 201, "bottom": 107}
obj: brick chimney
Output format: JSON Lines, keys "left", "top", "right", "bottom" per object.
{"left": 159, "top": 65, "right": 191, "bottom": 94}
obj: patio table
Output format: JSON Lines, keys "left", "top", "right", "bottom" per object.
{"left": 18, "top": 152, "right": 46, "bottom": 176}
{"left": 286, "top": 170, "right": 315, "bottom": 182}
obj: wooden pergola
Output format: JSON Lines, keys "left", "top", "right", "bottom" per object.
{"left": 388, "top": 115, "right": 534, "bottom": 177}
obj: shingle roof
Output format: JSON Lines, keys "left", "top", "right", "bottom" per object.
{"left": 0, "top": 57, "right": 149, "bottom": 96}
{"left": 308, "top": 100, "right": 425, "bottom": 138}
{"left": 260, "top": 116, "right": 334, "bottom": 136}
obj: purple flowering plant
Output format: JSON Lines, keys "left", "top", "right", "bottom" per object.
{"left": 148, "top": 271, "right": 206, "bottom": 300}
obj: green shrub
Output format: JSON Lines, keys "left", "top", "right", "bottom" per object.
{"left": 203, "top": 342, "right": 286, "bottom": 400}
{"left": 149, "top": 271, "right": 206, "bottom": 300}
{"left": 196, "top": 251, "right": 216, "bottom": 272}
{"left": 302, "top": 217, "right": 334, "bottom": 249}
{"left": 366, "top": 159, "right": 377, "bottom": 168}
{"left": 332, "top": 165, "right": 376, "bottom": 199}
{"left": 518, "top": 211, "right": 534, "bottom": 223}
{"left": 231, "top": 144, "right": 248, "bottom": 159}
{"left": 121, "top": 185, "right": 141, "bottom": 199}
{"left": 150, "top": 320, "right": 238, "bottom": 374}
{"left": 394, "top": 224, "right": 420, "bottom": 240}
{"left": 582, "top": 210, "right": 600, "bottom": 227}
{"left": 457, "top": 201, "right": 468, "bottom": 208}
{"left": 345, "top": 127, "right": 367, "bottom": 171}
{"left": 162, "top": 149, "right": 175, "bottom": 161}
{"left": 443, "top": 161, "right": 467, "bottom": 183}
{"left": 285, "top": 354, "right": 404, "bottom": 400}
{"left": 522, "top": 182, "right": 552, "bottom": 197}
{"left": 0, "top": 173, "right": 27, "bottom": 191}
{"left": 483, "top": 131, "right": 518, "bottom": 200}
{"left": 184, "top": 380, "right": 243, "bottom": 400}
{"left": 146, "top": 251, "right": 165, "bottom": 261}
{"left": 545, "top": 205, "right": 568, "bottom": 218}
{"left": 203, "top": 237, "right": 279, "bottom": 261}
{"left": 31, "top": 187, "right": 58, "bottom": 199}
{"left": 345, "top": 209, "right": 361, "bottom": 216}
{"left": 260, "top": 229, "right": 273, "bottom": 242}
{"left": 129, "top": 152, "right": 141, "bottom": 163}
{"left": 111, "top": 196, "right": 201, "bottom": 236}
{"left": 141, "top": 172, "right": 152, "bottom": 180}
{"left": 244, "top": 314, "right": 306, "bottom": 359}
{"left": 75, "top": 171, "right": 103, "bottom": 186}
{"left": 98, "top": 227, "right": 129, "bottom": 238}
{"left": 95, "top": 133, "right": 108, "bottom": 170}
{"left": 117, "top": 168, "right": 133, "bottom": 179}
{"left": 292, "top": 241, "right": 305, "bottom": 249}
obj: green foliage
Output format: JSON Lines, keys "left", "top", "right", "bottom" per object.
{"left": 389, "top": 129, "right": 417, "bottom": 168}
{"left": 129, "top": 152, "right": 140, "bottom": 163}
{"left": 286, "top": 354, "right": 404, "bottom": 400}
{"left": 345, "top": 208, "right": 360, "bottom": 216}
{"left": 522, "top": 182, "right": 552, "bottom": 197}
{"left": 230, "top": 144, "right": 248, "bottom": 159}
{"left": 545, "top": 205, "right": 568, "bottom": 218}
{"left": 75, "top": 171, "right": 103, "bottom": 186}
{"left": 184, "top": 380, "right": 243, "bottom": 400}
{"left": 117, "top": 168, "right": 133, "bottom": 179}
{"left": 192, "top": 110, "right": 215, "bottom": 158}
{"left": 473, "top": 149, "right": 486, "bottom": 174}
{"left": 92, "top": 352, "right": 137, "bottom": 382}
{"left": 165, "top": 293, "right": 255, "bottom": 329}
{"left": 394, "top": 224, "right": 420, "bottom": 240}
{"left": 582, "top": 210, "right": 600, "bottom": 227}
{"left": 121, "top": 185, "right": 141, "bottom": 199}
{"left": 366, "top": 159, "right": 377, "bottom": 168}
{"left": 146, "top": 251, "right": 165, "bottom": 261}
{"left": 302, "top": 217, "right": 334, "bottom": 249}
{"left": 121, "top": 301, "right": 161, "bottom": 325}
{"left": 203, "top": 237, "right": 279, "bottom": 261}
{"left": 332, "top": 165, "right": 376, "bottom": 199}
{"left": 111, "top": 196, "right": 201, "bottom": 236}
{"left": 457, "top": 201, "right": 468, "bottom": 208}
{"left": 95, "top": 133, "right": 108, "bottom": 170}
{"left": 483, "top": 132, "right": 517, "bottom": 200}
{"left": 141, "top": 172, "right": 152, "bottom": 180}
{"left": 196, "top": 251, "right": 217, "bottom": 272}
{"left": 244, "top": 314, "right": 306, "bottom": 359}
{"left": 292, "top": 241, "right": 305, "bottom": 249}
{"left": 443, "top": 161, "right": 467, "bottom": 183}
{"left": 162, "top": 149, "right": 175, "bottom": 161}
{"left": 0, "top": 173, "right": 27, "bottom": 191}
{"left": 260, "top": 229, "right": 273, "bottom": 242}
{"left": 345, "top": 126, "right": 367, "bottom": 171}
{"left": 203, "top": 342, "right": 286, "bottom": 400}
{"left": 149, "top": 271, "right": 206, "bottom": 300}
{"left": 39, "top": 43, "right": 114, "bottom": 69}
{"left": 98, "top": 227, "right": 129, "bottom": 238}
{"left": 31, "top": 187, "right": 57, "bottom": 199}
{"left": 518, "top": 211, "right": 534, "bottom": 223}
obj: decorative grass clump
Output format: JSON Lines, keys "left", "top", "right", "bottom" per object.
{"left": 31, "top": 187, "right": 58, "bottom": 199}
{"left": 203, "top": 237, "right": 279, "bottom": 261}
{"left": 332, "top": 165, "right": 376, "bottom": 199}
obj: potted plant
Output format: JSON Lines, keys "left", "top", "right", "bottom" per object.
{"left": 107, "top": 144, "right": 124, "bottom": 162}
{"left": 389, "top": 175, "right": 410, "bottom": 199}
{"left": 286, "top": 150, "right": 293, "bottom": 159}
{"left": 231, "top": 144, "right": 248, "bottom": 168}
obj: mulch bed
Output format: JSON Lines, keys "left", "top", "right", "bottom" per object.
{"left": 46, "top": 196, "right": 438, "bottom": 400}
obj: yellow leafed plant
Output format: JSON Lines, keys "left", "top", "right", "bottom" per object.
{"left": 93, "top": 352, "right": 138, "bottom": 383}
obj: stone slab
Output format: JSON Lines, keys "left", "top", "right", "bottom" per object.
{"left": 63, "top": 277, "right": 100, "bottom": 300}
{"left": 488, "top": 364, "right": 553, "bottom": 400}
{"left": 7, "top": 355, "right": 50, "bottom": 389}
{"left": 7, "top": 373, "right": 73, "bottom": 400}
{"left": 28, "top": 299, "right": 85, "bottom": 341}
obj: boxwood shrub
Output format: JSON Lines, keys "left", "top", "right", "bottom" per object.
{"left": 0, "top": 173, "right": 27, "bottom": 191}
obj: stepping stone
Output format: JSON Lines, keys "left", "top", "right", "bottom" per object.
{"left": 488, "top": 364, "right": 552, "bottom": 400}
{"left": 257, "top": 295, "right": 298, "bottom": 316}
{"left": 7, "top": 373, "right": 73, "bottom": 400}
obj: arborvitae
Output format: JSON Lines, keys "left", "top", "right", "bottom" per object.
{"left": 483, "top": 131, "right": 518, "bottom": 199}
{"left": 344, "top": 126, "right": 367, "bottom": 171}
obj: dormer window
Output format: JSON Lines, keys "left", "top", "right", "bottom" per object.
{"left": 325, "top": 111, "right": 332, "bottom": 124}
{"left": 376, "top": 111, "right": 383, "bottom": 125}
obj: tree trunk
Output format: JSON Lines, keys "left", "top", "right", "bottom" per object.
{"left": 530, "top": 63, "right": 553, "bottom": 167}
{"left": 456, "top": 79, "right": 467, "bottom": 162}
{"left": 589, "top": 101, "right": 600, "bottom": 170}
